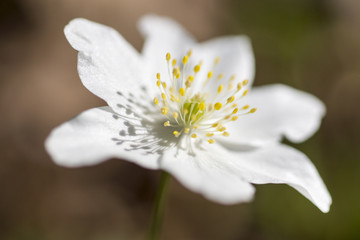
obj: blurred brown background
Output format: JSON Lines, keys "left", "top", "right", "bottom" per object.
{"left": 1, "top": 0, "right": 359, "bottom": 239}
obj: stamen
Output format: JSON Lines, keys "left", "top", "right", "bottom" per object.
{"left": 214, "top": 102, "right": 222, "bottom": 110}
{"left": 173, "top": 112, "right": 178, "bottom": 119}
{"left": 194, "top": 65, "right": 200, "bottom": 73}
{"left": 161, "top": 107, "right": 168, "bottom": 115}
{"left": 242, "top": 89, "right": 249, "bottom": 96}
{"left": 249, "top": 108, "right": 257, "bottom": 113}
{"left": 199, "top": 102, "right": 205, "bottom": 111}
{"left": 217, "top": 84, "right": 223, "bottom": 94}
{"left": 188, "top": 49, "right": 192, "bottom": 57}
{"left": 237, "top": 83, "right": 242, "bottom": 92}
{"left": 182, "top": 55, "right": 188, "bottom": 65}
{"left": 217, "top": 73, "right": 224, "bottom": 81}
{"left": 155, "top": 50, "right": 256, "bottom": 145}
{"left": 227, "top": 96, "right": 235, "bottom": 104}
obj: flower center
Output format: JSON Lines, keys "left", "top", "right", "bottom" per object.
{"left": 153, "top": 50, "right": 257, "bottom": 144}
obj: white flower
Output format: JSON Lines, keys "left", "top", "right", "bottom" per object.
{"left": 45, "top": 15, "right": 332, "bottom": 212}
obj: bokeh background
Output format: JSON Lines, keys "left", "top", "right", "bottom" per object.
{"left": 1, "top": 0, "right": 359, "bottom": 239}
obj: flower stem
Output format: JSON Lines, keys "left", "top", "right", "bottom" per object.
{"left": 148, "top": 171, "right": 171, "bottom": 240}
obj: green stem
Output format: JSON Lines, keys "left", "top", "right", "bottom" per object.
{"left": 148, "top": 171, "right": 171, "bottom": 240}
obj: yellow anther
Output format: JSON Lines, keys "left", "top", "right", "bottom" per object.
{"left": 242, "top": 79, "right": 249, "bottom": 86}
{"left": 207, "top": 71, "right": 213, "bottom": 79}
{"left": 191, "top": 114, "right": 196, "bottom": 122}
{"left": 173, "top": 112, "right": 178, "bottom": 119}
{"left": 169, "top": 87, "right": 174, "bottom": 93}
{"left": 173, "top": 131, "right": 180, "bottom": 137}
{"left": 179, "top": 88, "right": 185, "bottom": 96}
{"left": 232, "top": 103, "right": 238, "bottom": 108}
{"left": 170, "top": 94, "right": 176, "bottom": 102}
{"left": 183, "top": 109, "right": 189, "bottom": 115}
{"left": 224, "top": 115, "right": 231, "bottom": 120}
{"left": 217, "top": 73, "right": 224, "bottom": 80}
{"left": 242, "top": 105, "right": 249, "bottom": 110}
{"left": 217, "top": 84, "right": 223, "bottom": 94}
{"left": 206, "top": 132, "right": 214, "bottom": 137}
{"left": 194, "top": 125, "right": 199, "bottom": 129}
{"left": 164, "top": 121, "right": 170, "bottom": 127}
{"left": 156, "top": 73, "right": 160, "bottom": 80}
{"left": 162, "top": 82, "right": 167, "bottom": 89}
{"left": 231, "top": 116, "right": 238, "bottom": 121}
{"left": 153, "top": 97, "right": 159, "bottom": 105}
{"left": 188, "top": 49, "right": 192, "bottom": 56}
{"left": 185, "top": 80, "right": 192, "bottom": 88}
{"left": 228, "top": 83, "right": 234, "bottom": 90}
{"left": 199, "top": 102, "right": 206, "bottom": 111}
{"left": 230, "top": 75, "right": 236, "bottom": 81}
{"left": 214, "top": 102, "right": 222, "bottom": 110}
{"left": 187, "top": 75, "right": 194, "bottom": 82}
{"left": 249, "top": 108, "right": 257, "bottom": 113}
{"left": 194, "top": 65, "right": 201, "bottom": 73}
{"left": 184, "top": 128, "right": 190, "bottom": 134}
{"left": 191, "top": 133, "right": 197, "bottom": 138}
{"left": 166, "top": 53, "right": 171, "bottom": 62}
{"left": 208, "top": 139, "right": 215, "bottom": 144}
{"left": 237, "top": 82, "right": 242, "bottom": 92}
{"left": 223, "top": 132, "right": 230, "bottom": 137}
{"left": 218, "top": 126, "right": 226, "bottom": 132}
{"left": 242, "top": 89, "right": 249, "bottom": 96}
{"left": 211, "top": 123, "right": 219, "bottom": 128}
{"left": 182, "top": 55, "right": 188, "bottom": 65}
{"left": 161, "top": 93, "right": 166, "bottom": 100}
{"left": 172, "top": 59, "right": 177, "bottom": 67}
{"left": 156, "top": 80, "right": 161, "bottom": 87}
{"left": 227, "top": 96, "right": 235, "bottom": 103}
{"left": 161, "top": 107, "right": 168, "bottom": 115}
{"left": 232, "top": 108, "right": 239, "bottom": 114}
{"left": 214, "top": 57, "right": 220, "bottom": 65}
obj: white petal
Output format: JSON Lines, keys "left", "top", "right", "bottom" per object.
{"left": 64, "top": 18, "right": 152, "bottom": 113}
{"left": 191, "top": 35, "right": 255, "bottom": 93}
{"left": 222, "top": 84, "right": 326, "bottom": 146}
{"left": 227, "top": 143, "right": 332, "bottom": 213}
{"left": 161, "top": 142, "right": 255, "bottom": 204}
{"left": 138, "top": 14, "right": 196, "bottom": 62}
{"left": 45, "top": 107, "right": 164, "bottom": 169}
{"left": 138, "top": 15, "right": 196, "bottom": 85}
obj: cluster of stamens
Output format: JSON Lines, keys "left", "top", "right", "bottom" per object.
{"left": 153, "top": 50, "right": 257, "bottom": 144}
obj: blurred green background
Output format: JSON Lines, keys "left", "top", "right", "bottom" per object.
{"left": 0, "top": 0, "right": 359, "bottom": 239}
